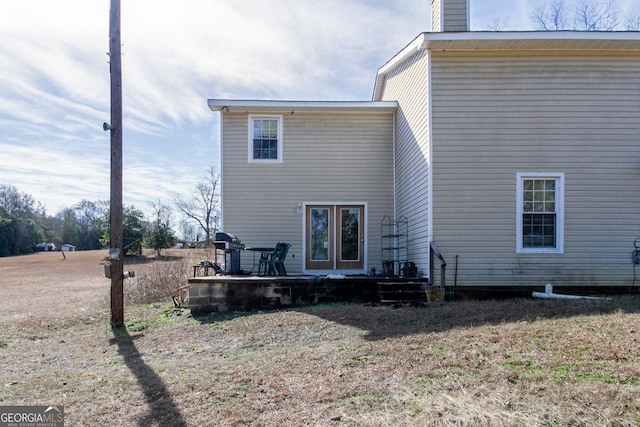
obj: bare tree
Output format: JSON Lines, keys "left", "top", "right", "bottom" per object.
{"left": 532, "top": 0, "right": 571, "bottom": 30}
{"left": 575, "top": 0, "right": 619, "bottom": 30}
{"left": 172, "top": 165, "right": 220, "bottom": 246}
{"left": 487, "top": 17, "right": 509, "bottom": 31}
{"left": 179, "top": 219, "right": 196, "bottom": 244}
{"left": 625, "top": 7, "right": 640, "bottom": 30}
{"left": 532, "top": 0, "right": 628, "bottom": 30}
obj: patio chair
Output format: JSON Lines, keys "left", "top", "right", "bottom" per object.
{"left": 274, "top": 242, "right": 290, "bottom": 276}
{"left": 258, "top": 243, "right": 290, "bottom": 276}
{"left": 258, "top": 249, "right": 273, "bottom": 276}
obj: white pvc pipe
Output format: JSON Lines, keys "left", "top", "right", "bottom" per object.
{"left": 532, "top": 283, "right": 611, "bottom": 300}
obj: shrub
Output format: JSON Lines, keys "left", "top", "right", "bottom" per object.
{"left": 126, "top": 259, "right": 190, "bottom": 305}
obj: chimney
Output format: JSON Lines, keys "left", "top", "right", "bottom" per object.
{"left": 431, "top": 0, "right": 469, "bottom": 32}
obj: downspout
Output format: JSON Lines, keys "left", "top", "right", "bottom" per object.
{"left": 427, "top": 49, "right": 434, "bottom": 279}
{"left": 218, "top": 110, "right": 224, "bottom": 232}
{"left": 392, "top": 112, "right": 397, "bottom": 220}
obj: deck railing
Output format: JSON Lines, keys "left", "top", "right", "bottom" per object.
{"left": 429, "top": 241, "right": 447, "bottom": 288}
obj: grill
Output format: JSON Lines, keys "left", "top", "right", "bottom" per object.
{"left": 214, "top": 232, "right": 245, "bottom": 274}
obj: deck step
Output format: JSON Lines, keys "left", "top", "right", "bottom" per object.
{"left": 378, "top": 282, "right": 426, "bottom": 304}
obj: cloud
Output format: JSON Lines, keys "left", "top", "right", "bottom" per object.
{"left": 0, "top": 140, "right": 110, "bottom": 212}
{"left": 0, "top": 0, "right": 432, "bottom": 215}
{"left": 118, "top": 0, "right": 430, "bottom": 102}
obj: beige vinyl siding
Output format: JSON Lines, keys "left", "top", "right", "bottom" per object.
{"left": 379, "top": 50, "right": 431, "bottom": 277}
{"left": 431, "top": 0, "right": 468, "bottom": 32}
{"left": 221, "top": 110, "right": 394, "bottom": 274}
{"left": 443, "top": 0, "right": 468, "bottom": 31}
{"left": 430, "top": 52, "right": 640, "bottom": 288}
{"left": 431, "top": 0, "right": 441, "bottom": 32}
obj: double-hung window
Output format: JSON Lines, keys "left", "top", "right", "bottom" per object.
{"left": 249, "top": 115, "right": 282, "bottom": 163}
{"left": 516, "top": 172, "right": 564, "bottom": 253}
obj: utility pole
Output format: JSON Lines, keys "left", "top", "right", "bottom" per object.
{"left": 108, "top": 0, "right": 124, "bottom": 325}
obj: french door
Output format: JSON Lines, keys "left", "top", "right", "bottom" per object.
{"left": 305, "top": 204, "right": 365, "bottom": 272}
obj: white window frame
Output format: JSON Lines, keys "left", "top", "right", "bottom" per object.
{"left": 516, "top": 172, "right": 564, "bottom": 254}
{"left": 248, "top": 115, "right": 283, "bottom": 163}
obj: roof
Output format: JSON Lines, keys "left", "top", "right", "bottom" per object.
{"left": 373, "top": 31, "right": 640, "bottom": 100}
{"left": 208, "top": 99, "right": 398, "bottom": 113}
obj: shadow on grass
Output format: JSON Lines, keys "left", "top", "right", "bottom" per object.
{"left": 194, "top": 295, "right": 640, "bottom": 341}
{"left": 110, "top": 325, "right": 187, "bottom": 427}
{"left": 306, "top": 296, "right": 640, "bottom": 341}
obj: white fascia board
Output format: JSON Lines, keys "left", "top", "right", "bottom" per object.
{"left": 372, "top": 30, "right": 640, "bottom": 101}
{"left": 422, "top": 30, "right": 640, "bottom": 42}
{"left": 373, "top": 33, "right": 428, "bottom": 101}
{"left": 378, "top": 33, "right": 429, "bottom": 75}
{"left": 208, "top": 99, "right": 397, "bottom": 112}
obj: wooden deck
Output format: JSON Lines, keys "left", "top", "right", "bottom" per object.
{"left": 186, "top": 274, "right": 639, "bottom": 315}
{"left": 187, "top": 274, "right": 431, "bottom": 315}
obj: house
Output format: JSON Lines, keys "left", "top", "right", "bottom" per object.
{"left": 60, "top": 244, "right": 76, "bottom": 252}
{"left": 208, "top": 0, "right": 640, "bottom": 291}
{"left": 206, "top": 100, "right": 397, "bottom": 277}
{"left": 36, "top": 242, "right": 56, "bottom": 252}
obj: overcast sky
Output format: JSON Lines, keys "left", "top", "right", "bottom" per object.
{"left": 1, "top": 0, "right": 638, "bottom": 215}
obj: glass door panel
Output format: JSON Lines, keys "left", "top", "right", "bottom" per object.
{"left": 336, "top": 206, "right": 364, "bottom": 270}
{"left": 306, "top": 206, "right": 333, "bottom": 270}
{"left": 305, "top": 204, "right": 365, "bottom": 271}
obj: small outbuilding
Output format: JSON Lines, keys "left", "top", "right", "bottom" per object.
{"left": 36, "top": 242, "right": 56, "bottom": 252}
{"left": 60, "top": 244, "right": 76, "bottom": 252}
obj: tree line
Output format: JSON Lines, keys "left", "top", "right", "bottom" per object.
{"left": 532, "top": 0, "right": 639, "bottom": 31}
{"left": 0, "top": 185, "right": 172, "bottom": 257}
{"left": 484, "top": 0, "right": 640, "bottom": 31}
{"left": 0, "top": 166, "right": 221, "bottom": 257}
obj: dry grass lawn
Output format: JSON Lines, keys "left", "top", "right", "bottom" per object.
{"left": 0, "top": 249, "right": 639, "bottom": 426}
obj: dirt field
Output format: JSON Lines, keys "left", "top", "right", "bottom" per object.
{"left": 1, "top": 250, "right": 639, "bottom": 426}
{"left": 0, "top": 250, "right": 112, "bottom": 324}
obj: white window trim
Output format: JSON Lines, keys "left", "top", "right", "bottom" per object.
{"left": 516, "top": 172, "right": 564, "bottom": 254}
{"left": 248, "top": 114, "right": 283, "bottom": 163}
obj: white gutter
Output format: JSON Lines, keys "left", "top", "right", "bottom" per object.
{"left": 208, "top": 99, "right": 397, "bottom": 112}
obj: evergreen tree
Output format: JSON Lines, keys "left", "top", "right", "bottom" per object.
{"left": 101, "top": 206, "right": 146, "bottom": 256}
{"left": 146, "top": 200, "right": 176, "bottom": 257}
